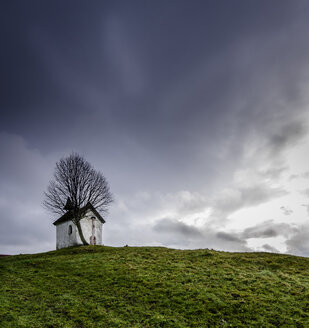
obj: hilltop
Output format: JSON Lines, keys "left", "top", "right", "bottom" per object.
{"left": 1, "top": 246, "right": 309, "bottom": 327}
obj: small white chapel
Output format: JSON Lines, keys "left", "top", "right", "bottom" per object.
{"left": 53, "top": 201, "right": 105, "bottom": 250}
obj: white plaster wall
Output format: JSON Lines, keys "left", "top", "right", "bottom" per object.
{"left": 56, "top": 209, "right": 103, "bottom": 249}
{"left": 75, "top": 209, "right": 103, "bottom": 246}
{"left": 56, "top": 220, "right": 78, "bottom": 249}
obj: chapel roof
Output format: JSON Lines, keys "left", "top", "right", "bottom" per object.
{"left": 53, "top": 202, "right": 105, "bottom": 226}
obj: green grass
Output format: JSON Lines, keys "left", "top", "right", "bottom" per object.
{"left": 1, "top": 246, "right": 309, "bottom": 327}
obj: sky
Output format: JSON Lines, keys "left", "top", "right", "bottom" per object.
{"left": 1, "top": 0, "right": 309, "bottom": 256}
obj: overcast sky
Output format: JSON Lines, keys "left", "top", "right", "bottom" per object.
{"left": 1, "top": 0, "right": 309, "bottom": 256}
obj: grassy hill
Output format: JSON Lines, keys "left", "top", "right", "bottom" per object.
{"left": 1, "top": 246, "right": 309, "bottom": 328}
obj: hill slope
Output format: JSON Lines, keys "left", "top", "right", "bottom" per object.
{"left": 1, "top": 246, "right": 309, "bottom": 327}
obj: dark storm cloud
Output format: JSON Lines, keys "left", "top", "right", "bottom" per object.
{"left": 153, "top": 218, "right": 203, "bottom": 238}
{"left": 1, "top": 0, "right": 308, "bottom": 151}
{"left": 152, "top": 217, "right": 299, "bottom": 252}
{"left": 1, "top": 1, "right": 309, "bottom": 254}
{"left": 152, "top": 217, "right": 301, "bottom": 253}
{"left": 242, "top": 220, "right": 297, "bottom": 239}
{"left": 216, "top": 232, "right": 244, "bottom": 244}
{"left": 266, "top": 122, "right": 307, "bottom": 156}
{"left": 261, "top": 244, "right": 279, "bottom": 253}
{"left": 152, "top": 218, "right": 250, "bottom": 251}
{"left": 215, "top": 220, "right": 297, "bottom": 249}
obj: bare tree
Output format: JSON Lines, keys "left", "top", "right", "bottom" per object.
{"left": 44, "top": 153, "right": 113, "bottom": 245}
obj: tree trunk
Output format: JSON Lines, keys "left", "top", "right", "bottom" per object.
{"left": 76, "top": 219, "right": 89, "bottom": 245}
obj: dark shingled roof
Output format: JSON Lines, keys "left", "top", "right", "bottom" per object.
{"left": 53, "top": 202, "right": 105, "bottom": 226}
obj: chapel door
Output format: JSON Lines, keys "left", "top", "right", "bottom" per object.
{"left": 91, "top": 217, "right": 96, "bottom": 245}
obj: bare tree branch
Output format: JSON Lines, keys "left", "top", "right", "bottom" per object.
{"left": 43, "top": 153, "right": 113, "bottom": 244}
